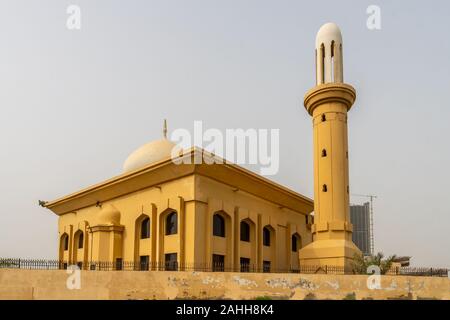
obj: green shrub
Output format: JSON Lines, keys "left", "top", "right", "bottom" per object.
{"left": 343, "top": 292, "right": 356, "bottom": 300}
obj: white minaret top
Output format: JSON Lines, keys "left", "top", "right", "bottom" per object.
{"left": 315, "top": 22, "right": 343, "bottom": 85}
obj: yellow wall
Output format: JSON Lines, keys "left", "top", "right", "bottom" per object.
{"left": 1, "top": 269, "right": 448, "bottom": 300}
{"left": 58, "top": 175, "right": 195, "bottom": 264}
{"left": 57, "top": 173, "right": 312, "bottom": 272}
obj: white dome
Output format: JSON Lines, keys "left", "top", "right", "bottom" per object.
{"left": 123, "top": 138, "right": 178, "bottom": 172}
{"left": 315, "top": 22, "right": 342, "bottom": 49}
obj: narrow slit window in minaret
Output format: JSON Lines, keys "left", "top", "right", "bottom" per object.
{"left": 331, "top": 41, "right": 335, "bottom": 82}
{"left": 315, "top": 49, "right": 318, "bottom": 84}
{"left": 321, "top": 149, "right": 327, "bottom": 157}
{"left": 321, "top": 114, "right": 326, "bottom": 122}
{"left": 340, "top": 43, "right": 343, "bottom": 82}
{"left": 320, "top": 43, "right": 325, "bottom": 83}
{"left": 322, "top": 184, "right": 327, "bottom": 192}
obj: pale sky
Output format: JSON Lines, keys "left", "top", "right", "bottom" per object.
{"left": 0, "top": 0, "right": 449, "bottom": 268}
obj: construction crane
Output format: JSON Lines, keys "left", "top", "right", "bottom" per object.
{"left": 351, "top": 194, "right": 377, "bottom": 255}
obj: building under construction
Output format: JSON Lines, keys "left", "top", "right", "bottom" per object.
{"left": 350, "top": 202, "right": 372, "bottom": 256}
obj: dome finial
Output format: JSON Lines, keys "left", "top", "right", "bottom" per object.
{"left": 163, "top": 119, "right": 168, "bottom": 139}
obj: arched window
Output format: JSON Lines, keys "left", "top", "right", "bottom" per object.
{"left": 292, "top": 234, "right": 301, "bottom": 252}
{"left": 339, "top": 44, "right": 343, "bottom": 81}
{"left": 240, "top": 221, "right": 250, "bottom": 242}
{"left": 61, "top": 233, "right": 69, "bottom": 251}
{"left": 331, "top": 40, "right": 335, "bottom": 81}
{"left": 165, "top": 212, "right": 178, "bottom": 235}
{"left": 263, "top": 227, "right": 271, "bottom": 246}
{"left": 213, "top": 214, "right": 225, "bottom": 237}
{"left": 78, "top": 232, "right": 84, "bottom": 249}
{"left": 141, "top": 217, "right": 150, "bottom": 239}
{"left": 320, "top": 43, "right": 325, "bottom": 83}
{"left": 315, "top": 48, "right": 318, "bottom": 83}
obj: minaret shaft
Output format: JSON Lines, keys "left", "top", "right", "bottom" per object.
{"left": 312, "top": 95, "right": 351, "bottom": 240}
{"left": 304, "top": 83, "right": 355, "bottom": 237}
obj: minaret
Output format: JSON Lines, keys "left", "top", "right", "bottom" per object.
{"left": 299, "top": 23, "right": 361, "bottom": 271}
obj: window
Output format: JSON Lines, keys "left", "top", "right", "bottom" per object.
{"left": 213, "top": 214, "right": 225, "bottom": 237}
{"left": 292, "top": 234, "right": 301, "bottom": 252}
{"left": 165, "top": 253, "right": 178, "bottom": 271}
{"left": 263, "top": 261, "right": 271, "bottom": 273}
{"left": 292, "top": 235, "right": 298, "bottom": 252}
{"left": 76, "top": 262, "right": 83, "bottom": 270}
{"left": 240, "top": 221, "right": 250, "bottom": 242}
{"left": 78, "top": 232, "right": 84, "bottom": 249}
{"left": 320, "top": 43, "right": 325, "bottom": 83}
{"left": 115, "top": 258, "right": 123, "bottom": 271}
{"left": 140, "top": 255, "right": 149, "bottom": 271}
{"left": 240, "top": 257, "right": 250, "bottom": 273}
{"left": 263, "top": 227, "right": 271, "bottom": 246}
{"left": 322, "top": 184, "right": 327, "bottom": 192}
{"left": 321, "top": 114, "right": 326, "bottom": 122}
{"left": 321, "top": 149, "right": 327, "bottom": 157}
{"left": 212, "top": 254, "right": 225, "bottom": 272}
{"left": 331, "top": 40, "right": 335, "bottom": 81}
{"left": 165, "top": 212, "right": 178, "bottom": 235}
{"left": 315, "top": 48, "right": 318, "bottom": 83}
{"left": 141, "top": 217, "right": 150, "bottom": 239}
{"left": 61, "top": 234, "right": 69, "bottom": 251}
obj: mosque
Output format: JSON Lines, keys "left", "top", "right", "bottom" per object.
{"left": 42, "top": 23, "right": 360, "bottom": 272}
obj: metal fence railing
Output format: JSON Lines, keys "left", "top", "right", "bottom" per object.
{"left": 0, "top": 258, "right": 448, "bottom": 277}
{"left": 385, "top": 266, "right": 449, "bottom": 277}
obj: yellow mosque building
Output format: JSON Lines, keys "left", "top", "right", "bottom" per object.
{"left": 42, "top": 22, "right": 360, "bottom": 273}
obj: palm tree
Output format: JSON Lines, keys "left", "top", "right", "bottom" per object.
{"left": 352, "top": 252, "right": 397, "bottom": 275}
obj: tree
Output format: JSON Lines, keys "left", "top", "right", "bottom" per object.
{"left": 0, "top": 259, "right": 19, "bottom": 268}
{"left": 352, "top": 252, "right": 397, "bottom": 275}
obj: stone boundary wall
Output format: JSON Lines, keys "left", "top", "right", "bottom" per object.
{"left": 0, "top": 269, "right": 448, "bottom": 300}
